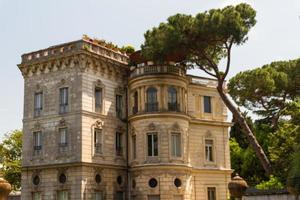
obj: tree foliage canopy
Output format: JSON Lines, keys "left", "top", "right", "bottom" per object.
{"left": 142, "top": 3, "right": 256, "bottom": 79}
{"left": 229, "top": 59, "right": 300, "bottom": 126}
{"left": 0, "top": 130, "right": 22, "bottom": 190}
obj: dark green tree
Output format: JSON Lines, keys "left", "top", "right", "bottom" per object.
{"left": 141, "top": 3, "right": 272, "bottom": 175}
{"left": 228, "top": 59, "right": 299, "bottom": 128}
{"left": 0, "top": 130, "right": 22, "bottom": 190}
{"left": 287, "top": 145, "right": 300, "bottom": 200}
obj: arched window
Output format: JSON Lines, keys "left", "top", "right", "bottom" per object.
{"left": 146, "top": 87, "right": 158, "bottom": 112}
{"left": 168, "top": 87, "right": 178, "bottom": 111}
{"left": 133, "top": 91, "right": 138, "bottom": 114}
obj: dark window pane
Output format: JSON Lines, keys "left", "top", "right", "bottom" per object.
{"left": 204, "top": 96, "right": 212, "bottom": 113}
{"left": 95, "top": 88, "right": 102, "bottom": 112}
{"left": 116, "top": 95, "right": 122, "bottom": 118}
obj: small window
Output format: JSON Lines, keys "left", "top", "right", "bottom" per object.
{"left": 59, "top": 87, "right": 69, "bottom": 113}
{"left": 116, "top": 132, "right": 122, "bottom": 156}
{"left": 148, "top": 178, "right": 158, "bottom": 188}
{"left": 116, "top": 95, "right": 122, "bottom": 118}
{"left": 95, "top": 87, "right": 103, "bottom": 113}
{"left": 59, "top": 128, "right": 68, "bottom": 147}
{"left": 34, "top": 92, "right": 43, "bottom": 117}
{"left": 147, "top": 132, "right": 158, "bottom": 157}
{"left": 57, "top": 190, "right": 68, "bottom": 200}
{"left": 95, "top": 191, "right": 103, "bottom": 200}
{"left": 32, "top": 192, "right": 41, "bottom": 200}
{"left": 173, "top": 195, "right": 183, "bottom": 200}
{"left": 33, "top": 131, "right": 42, "bottom": 151}
{"left": 94, "top": 128, "right": 103, "bottom": 154}
{"left": 33, "top": 175, "right": 40, "bottom": 186}
{"left": 204, "top": 96, "right": 212, "bottom": 113}
{"left": 171, "top": 133, "right": 181, "bottom": 157}
{"left": 132, "top": 135, "right": 137, "bottom": 159}
{"left": 207, "top": 187, "right": 216, "bottom": 200}
{"left": 205, "top": 139, "right": 214, "bottom": 162}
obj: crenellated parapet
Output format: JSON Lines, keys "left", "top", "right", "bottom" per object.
{"left": 18, "top": 37, "right": 129, "bottom": 79}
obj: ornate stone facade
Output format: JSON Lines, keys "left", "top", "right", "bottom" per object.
{"left": 19, "top": 37, "right": 232, "bottom": 200}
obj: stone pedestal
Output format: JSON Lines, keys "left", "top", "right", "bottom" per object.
{"left": 0, "top": 178, "right": 12, "bottom": 200}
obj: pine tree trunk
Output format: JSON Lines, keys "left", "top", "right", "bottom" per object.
{"left": 217, "top": 84, "right": 272, "bottom": 175}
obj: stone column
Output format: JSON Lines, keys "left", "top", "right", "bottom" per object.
{"left": 0, "top": 178, "right": 12, "bottom": 200}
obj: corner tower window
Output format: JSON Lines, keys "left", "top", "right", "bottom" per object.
{"left": 168, "top": 87, "right": 178, "bottom": 111}
{"left": 147, "top": 132, "right": 158, "bottom": 156}
{"left": 95, "top": 87, "right": 103, "bottom": 113}
{"left": 59, "top": 87, "right": 69, "bottom": 113}
{"left": 59, "top": 128, "right": 68, "bottom": 147}
{"left": 34, "top": 92, "right": 43, "bottom": 117}
{"left": 146, "top": 87, "right": 158, "bottom": 112}
{"left": 116, "top": 132, "right": 122, "bottom": 156}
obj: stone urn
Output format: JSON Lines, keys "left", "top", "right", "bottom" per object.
{"left": 0, "top": 178, "right": 12, "bottom": 200}
{"left": 228, "top": 174, "right": 248, "bottom": 200}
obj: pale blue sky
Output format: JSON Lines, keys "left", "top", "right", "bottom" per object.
{"left": 0, "top": 0, "right": 300, "bottom": 139}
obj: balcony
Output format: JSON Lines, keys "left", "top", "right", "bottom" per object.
{"left": 130, "top": 65, "right": 186, "bottom": 78}
{"left": 168, "top": 103, "right": 180, "bottom": 112}
{"left": 145, "top": 102, "right": 158, "bottom": 112}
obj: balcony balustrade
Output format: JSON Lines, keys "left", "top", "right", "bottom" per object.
{"left": 130, "top": 65, "right": 186, "bottom": 78}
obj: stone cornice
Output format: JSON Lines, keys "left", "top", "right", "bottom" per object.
{"left": 130, "top": 164, "right": 232, "bottom": 174}
{"left": 22, "top": 162, "right": 127, "bottom": 171}
{"left": 18, "top": 39, "right": 129, "bottom": 78}
{"left": 190, "top": 118, "right": 233, "bottom": 127}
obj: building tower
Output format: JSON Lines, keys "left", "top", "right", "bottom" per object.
{"left": 18, "top": 37, "right": 232, "bottom": 200}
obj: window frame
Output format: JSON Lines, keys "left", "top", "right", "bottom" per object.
{"left": 94, "top": 87, "right": 103, "bottom": 113}
{"left": 206, "top": 186, "right": 217, "bottom": 200}
{"left": 146, "top": 87, "right": 158, "bottom": 112}
{"left": 32, "top": 191, "right": 42, "bottom": 200}
{"left": 33, "top": 131, "right": 42, "bottom": 154}
{"left": 59, "top": 127, "right": 68, "bottom": 147}
{"left": 204, "top": 137, "right": 217, "bottom": 165}
{"left": 147, "top": 132, "right": 158, "bottom": 157}
{"left": 115, "top": 132, "right": 123, "bottom": 156}
{"left": 204, "top": 96, "right": 212, "bottom": 114}
{"left": 170, "top": 132, "right": 182, "bottom": 158}
{"left": 34, "top": 91, "right": 43, "bottom": 117}
{"left": 132, "top": 134, "right": 137, "bottom": 160}
{"left": 116, "top": 94, "right": 123, "bottom": 119}
{"left": 168, "top": 86, "right": 178, "bottom": 111}
{"left": 57, "top": 190, "right": 69, "bottom": 200}
{"left": 59, "top": 87, "right": 69, "bottom": 114}
{"left": 94, "top": 128, "right": 103, "bottom": 155}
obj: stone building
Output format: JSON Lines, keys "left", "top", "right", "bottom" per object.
{"left": 18, "top": 36, "right": 232, "bottom": 200}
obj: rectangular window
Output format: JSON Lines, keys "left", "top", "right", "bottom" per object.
{"left": 207, "top": 187, "right": 216, "bottom": 200}
{"left": 57, "top": 191, "right": 68, "bottom": 200}
{"left": 59, "top": 128, "right": 68, "bottom": 146}
{"left": 116, "top": 95, "right": 122, "bottom": 118}
{"left": 171, "top": 133, "right": 181, "bottom": 157}
{"left": 204, "top": 96, "right": 212, "bottom": 113}
{"left": 95, "top": 191, "right": 103, "bottom": 200}
{"left": 95, "top": 87, "right": 103, "bottom": 113}
{"left": 205, "top": 139, "right": 214, "bottom": 162}
{"left": 115, "top": 191, "right": 124, "bottom": 200}
{"left": 33, "top": 131, "right": 42, "bottom": 151}
{"left": 148, "top": 195, "right": 160, "bottom": 200}
{"left": 116, "top": 132, "right": 122, "bottom": 156}
{"left": 32, "top": 192, "right": 41, "bottom": 200}
{"left": 132, "top": 135, "right": 136, "bottom": 159}
{"left": 59, "top": 87, "right": 69, "bottom": 113}
{"left": 34, "top": 92, "right": 43, "bottom": 117}
{"left": 147, "top": 132, "right": 158, "bottom": 157}
{"left": 94, "top": 128, "right": 102, "bottom": 154}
